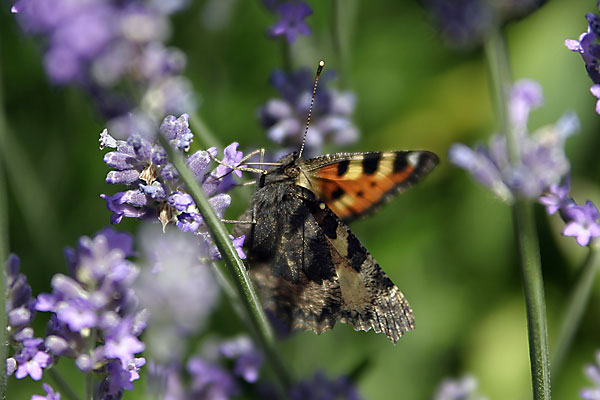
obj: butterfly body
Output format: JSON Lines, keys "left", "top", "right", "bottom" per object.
{"left": 234, "top": 150, "right": 438, "bottom": 343}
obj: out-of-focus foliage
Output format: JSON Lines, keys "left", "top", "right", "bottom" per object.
{"left": 2, "top": 0, "right": 600, "bottom": 398}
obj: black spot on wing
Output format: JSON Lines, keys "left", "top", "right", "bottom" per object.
{"left": 346, "top": 233, "right": 367, "bottom": 271}
{"left": 319, "top": 211, "right": 338, "bottom": 239}
{"left": 393, "top": 152, "right": 409, "bottom": 173}
{"left": 362, "top": 154, "right": 381, "bottom": 175}
{"left": 331, "top": 187, "right": 345, "bottom": 200}
{"left": 337, "top": 160, "right": 349, "bottom": 177}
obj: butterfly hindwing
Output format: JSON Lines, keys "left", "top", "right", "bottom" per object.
{"left": 304, "top": 151, "right": 439, "bottom": 222}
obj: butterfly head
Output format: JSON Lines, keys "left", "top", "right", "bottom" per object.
{"left": 260, "top": 152, "right": 302, "bottom": 186}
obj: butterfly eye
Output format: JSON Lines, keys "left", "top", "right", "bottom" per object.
{"left": 284, "top": 166, "right": 300, "bottom": 177}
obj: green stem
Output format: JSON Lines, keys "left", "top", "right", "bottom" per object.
{"left": 513, "top": 201, "right": 552, "bottom": 399}
{"left": 280, "top": 40, "right": 293, "bottom": 72}
{"left": 158, "top": 135, "right": 292, "bottom": 389}
{"left": 485, "top": 29, "right": 551, "bottom": 399}
{"left": 330, "top": 0, "right": 345, "bottom": 83}
{"left": 189, "top": 111, "right": 221, "bottom": 150}
{"left": 47, "top": 368, "right": 82, "bottom": 400}
{"left": 0, "top": 87, "right": 7, "bottom": 400}
{"left": 551, "top": 245, "right": 600, "bottom": 376}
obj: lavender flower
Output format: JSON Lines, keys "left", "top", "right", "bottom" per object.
{"left": 32, "top": 228, "right": 146, "bottom": 395}
{"left": 581, "top": 350, "right": 600, "bottom": 399}
{"left": 259, "top": 68, "right": 358, "bottom": 156}
{"left": 11, "top": 0, "right": 196, "bottom": 137}
{"left": 449, "top": 79, "right": 578, "bottom": 203}
{"left": 5, "top": 255, "right": 52, "bottom": 382}
{"left": 539, "top": 177, "right": 574, "bottom": 215}
{"left": 289, "top": 371, "right": 361, "bottom": 400}
{"left": 267, "top": 1, "right": 312, "bottom": 43}
{"left": 31, "top": 383, "right": 61, "bottom": 400}
{"left": 135, "top": 225, "right": 220, "bottom": 363}
{"left": 100, "top": 114, "right": 246, "bottom": 259}
{"left": 10, "top": 338, "right": 52, "bottom": 381}
{"left": 563, "top": 201, "right": 600, "bottom": 246}
{"left": 433, "top": 375, "right": 488, "bottom": 400}
{"left": 565, "top": 8, "right": 600, "bottom": 114}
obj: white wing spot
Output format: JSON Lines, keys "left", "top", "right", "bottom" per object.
{"left": 407, "top": 152, "right": 420, "bottom": 167}
{"left": 319, "top": 203, "right": 326, "bottom": 210}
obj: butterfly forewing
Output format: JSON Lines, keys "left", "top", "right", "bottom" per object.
{"left": 305, "top": 151, "right": 439, "bottom": 222}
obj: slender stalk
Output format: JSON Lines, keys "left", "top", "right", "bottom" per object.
{"left": 330, "top": 0, "right": 345, "bottom": 83}
{"left": 513, "top": 201, "right": 552, "bottom": 399}
{"left": 0, "top": 78, "right": 7, "bottom": 400}
{"left": 0, "top": 156, "right": 6, "bottom": 400}
{"left": 47, "top": 368, "right": 82, "bottom": 400}
{"left": 552, "top": 245, "right": 600, "bottom": 376}
{"left": 485, "top": 30, "right": 551, "bottom": 399}
{"left": 158, "top": 135, "right": 292, "bottom": 389}
{"left": 280, "top": 40, "right": 292, "bottom": 72}
{"left": 189, "top": 111, "right": 221, "bottom": 150}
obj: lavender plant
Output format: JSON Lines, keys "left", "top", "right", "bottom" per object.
{"left": 100, "top": 113, "right": 246, "bottom": 259}
{"left": 11, "top": 0, "right": 196, "bottom": 137}
{"left": 6, "top": 228, "right": 146, "bottom": 399}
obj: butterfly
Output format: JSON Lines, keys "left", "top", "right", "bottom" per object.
{"left": 232, "top": 149, "right": 438, "bottom": 343}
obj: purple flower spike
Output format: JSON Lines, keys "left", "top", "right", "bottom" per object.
{"left": 563, "top": 201, "right": 600, "bottom": 246}
{"left": 31, "top": 383, "right": 61, "bottom": 400}
{"left": 268, "top": 2, "right": 312, "bottom": 43}
{"left": 450, "top": 80, "right": 576, "bottom": 202}
{"left": 591, "top": 84, "right": 600, "bottom": 114}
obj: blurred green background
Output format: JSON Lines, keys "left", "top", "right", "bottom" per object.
{"left": 2, "top": 0, "right": 600, "bottom": 398}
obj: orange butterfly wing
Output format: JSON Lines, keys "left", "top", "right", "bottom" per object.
{"left": 306, "top": 151, "right": 438, "bottom": 222}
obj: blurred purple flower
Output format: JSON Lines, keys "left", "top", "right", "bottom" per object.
{"left": 563, "top": 201, "right": 600, "bottom": 246}
{"left": 188, "top": 358, "right": 239, "bottom": 399}
{"left": 581, "top": 350, "right": 600, "bottom": 399}
{"left": 101, "top": 117, "right": 246, "bottom": 259}
{"left": 424, "top": 0, "right": 546, "bottom": 49}
{"left": 11, "top": 0, "right": 196, "bottom": 136}
{"left": 268, "top": 1, "right": 312, "bottom": 43}
{"left": 31, "top": 383, "right": 61, "bottom": 400}
{"left": 539, "top": 177, "right": 574, "bottom": 215}
{"left": 289, "top": 371, "right": 361, "bottom": 400}
{"left": 449, "top": 80, "right": 578, "bottom": 202}
{"left": 433, "top": 374, "right": 487, "bottom": 400}
{"left": 135, "top": 225, "right": 220, "bottom": 363}
{"left": 219, "top": 336, "right": 264, "bottom": 383}
{"left": 259, "top": 68, "right": 358, "bottom": 156}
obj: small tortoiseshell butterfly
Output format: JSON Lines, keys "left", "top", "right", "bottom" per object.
{"left": 233, "top": 62, "right": 438, "bottom": 343}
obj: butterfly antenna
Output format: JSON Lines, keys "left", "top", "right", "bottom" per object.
{"left": 298, "top": 60, "right": 325, "bottom": 159}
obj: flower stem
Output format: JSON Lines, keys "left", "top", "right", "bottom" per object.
{"left": 0, "top": 62, "right": 8, "bottom": 400}
{"left": 551, "top": 245, "right": 600, "bottom": 377}
{"left": 47, "top": 368, "right": 82, "bottom": 400}
{"left": 513, "top": 200, "right": 552, "bottom": 399}
{"left": 158, "top": 135, "right": 292, "bottom": 390}
{"left": 485, "top": 29, "right": 551, "bottom": 399}
{"left": 189, "top": 111, "right": 221, "bottom": 150}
